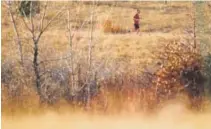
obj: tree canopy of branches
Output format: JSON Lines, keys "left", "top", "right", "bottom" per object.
{"left": 18, "top": 1, "right": 40, "bottom": 17}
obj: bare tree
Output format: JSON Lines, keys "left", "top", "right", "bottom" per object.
{"left": 67, "top": 9, "right": 76, "bottom": 95}
{"left": 185, "top": 2, "right": 198, "bottom": 49}
{"left": 6, "top": 2, "right": 24, "bottom": 66}
{"left": 86, "top": 1, "right": 95, "bottom": 110}
{"left": 17, "top": 1, "right": 65, "bottom": 102}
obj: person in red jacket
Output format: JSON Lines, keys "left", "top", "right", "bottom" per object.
{"left": 133, "top": 9, "right": 141, "bottom": 34}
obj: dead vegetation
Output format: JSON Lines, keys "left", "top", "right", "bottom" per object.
{"left": 1, "top": 1, "right": 211, "bottom": 115}
{"left": 102, "top": 20, "right": 129, "bottom": 34}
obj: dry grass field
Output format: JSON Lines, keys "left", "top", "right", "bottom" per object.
{"left": 2, "top": 1, "right": 201, "bottom": 74}
{"left": 1, "top": 1, "right": 211, "bottom": 129}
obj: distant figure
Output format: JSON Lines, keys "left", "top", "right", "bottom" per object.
{"left": 133, "top": 9, "right": 141, "bottom": 34}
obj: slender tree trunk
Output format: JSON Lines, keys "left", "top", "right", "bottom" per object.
{"left": 193, "top": 3, "right": 197, "bottom": 49}
{"left": 33, "top": 39, "right": 43, "bottom": 102}
{"left": 86, "top": 1, "right": 94, "bottom": 110}
{"left": 7, "top": 3, "right": 24, "bottom": 66}
{"left": 78, "top": 64, "right": 82, "bottom": 87}
{"left": 193, "top": 14, "right": 196, "bottom": 48}
{"left": 88, "top": 11, "right": 93, "bottom": 71}
{"left": 67, "top": 9, "right": 75, "bottom": 94}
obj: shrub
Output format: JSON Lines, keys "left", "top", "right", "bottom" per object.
{"left": 102, "top": 19, "right": 128, "bottom": 34}
{"left": 152, "top": 39, "right": 206, "bottom": 109}
{"left": 102, "top": 20, "right": 112, "bottom": 33}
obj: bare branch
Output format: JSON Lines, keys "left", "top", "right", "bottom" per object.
{"left": 28, "top": 1, "right": 37, "bottom": 42}
{"left": 193, "top": 4, "right": 197, "bottom": 49}
{"left": 67, "top": 8, "right": 76, "bottom": 92}
{"left": 88, "top": 2, "right": 94, "bottom": 71}
{"left": 40, "top": 1, "right": 48, "bottom": 31}
{"left": 6, "top": 2, "right": 24, "bottom": 65}
{"left": 21, "top": 17, "right": 33, "bottom": 32}
{"left": 39, "top": 54, "right": 72, "bottom": 65}
{"left": 30, "top": 1, "right": 35, "bottom": 34}
{"left": 19, "top": 4, "right": 32, "bottom": 32}
{"left": 39, "top": 54, "right": 73, "bottom": 78}
{"left": 86, "top": 0, "right": 95, "bottom": 110}
{"left": 70, "top": 5, "right": 101, "bottom": 38}
{"left": 41, "top": 6, "right": 65, "bottom": 33}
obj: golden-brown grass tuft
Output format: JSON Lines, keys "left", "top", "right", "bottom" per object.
{"left": 102, "top": 20, "right": 128, "bottom": 34}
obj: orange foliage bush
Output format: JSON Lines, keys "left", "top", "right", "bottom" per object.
{"left": 102, "top": 20, "right": 128, "bottom": 34}
{"left": 151, "top": 40, "right": 205, "bottom": 109}
{"left": 103, "top": 20, "right": 112, "bottom": 33}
